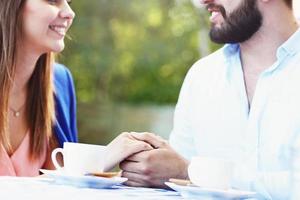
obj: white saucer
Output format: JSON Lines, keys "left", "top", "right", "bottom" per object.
{"left": 40, "top": 169, "right": 127, "bottom": 189}
{"left": 165, "top": 182, "right": 256, "bottom": 199}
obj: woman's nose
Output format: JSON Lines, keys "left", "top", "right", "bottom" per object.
{"left": 60, "top": 2, "right": 75, "bottom": 20}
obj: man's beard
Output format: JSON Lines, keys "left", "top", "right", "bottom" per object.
{"left": 209, "top": 0, "right": 262, "bottom": 44}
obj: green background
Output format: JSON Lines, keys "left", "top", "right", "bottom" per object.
{"left": 59, "top": 0, "right": 219, "bottom": 144}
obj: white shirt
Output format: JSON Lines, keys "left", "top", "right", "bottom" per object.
{"left": 169, "top": 29, "right": 300, "bottom": 199}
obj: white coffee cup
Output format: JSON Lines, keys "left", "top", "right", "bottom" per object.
{"left": 188, "top": 156, "right": 234, "bottom": 190}
{"left": 51, "top": 142, "right": 106, "bottom": 175}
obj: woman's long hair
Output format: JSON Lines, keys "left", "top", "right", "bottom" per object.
{"left": 0, "top": 0, "right": 55, "bottom": 159}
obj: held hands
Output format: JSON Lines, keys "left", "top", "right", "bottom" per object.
{"left": 119, "top": 132, "right": 189, "bottom": 188}
{"left": 103, "top": 132, "right": 154, "bottom": 172}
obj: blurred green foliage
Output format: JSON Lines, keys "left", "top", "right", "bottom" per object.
{"left": 60, "top": 0, "right": 218, "bottom": 105}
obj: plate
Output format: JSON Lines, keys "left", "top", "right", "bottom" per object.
{"left": 40, "top": 169, "right": 127, "bottom": 189}
{"left": 165, "top": 182, "right": 256, "bottom": 199}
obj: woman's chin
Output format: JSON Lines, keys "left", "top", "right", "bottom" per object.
{"left": 50, "top": 42, "right": 65, "bottom": 53}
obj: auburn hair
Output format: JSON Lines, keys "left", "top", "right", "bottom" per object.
{"left": 0, "top": 1, "right": 55, "bottom": 159}
{"left": 284, "top": 0, "right": 293, "bottom": 8}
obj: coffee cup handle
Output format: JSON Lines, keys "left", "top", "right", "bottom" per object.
{"left": 51, "top": 148, "right": 64, "bottom": 170}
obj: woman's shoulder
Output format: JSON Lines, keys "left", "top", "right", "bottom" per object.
{"left": 53, "top": 63, "right": 74, "bottom": 97}
{"left": 53, "top": 63, "right": 73, "bottom": 82}
{"left": 53, "top": 63, "right": 75, "bottom": 90}
{"left": 52, "top": 63, "right": 78, "bottom": 144}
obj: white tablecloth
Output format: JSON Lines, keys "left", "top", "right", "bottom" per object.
{"left": 0, "top": 177, "right": 182, "bottom": 200}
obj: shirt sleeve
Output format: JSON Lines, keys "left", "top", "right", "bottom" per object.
{"left": 169, "top": 66, "right": 198, "bottom": 160}
{"left": 53, "top": 63, "right": 78, "bottom": 147}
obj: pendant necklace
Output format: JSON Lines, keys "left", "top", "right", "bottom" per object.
{"left": 9, "top": 104, "right": 25, "bottom": 117}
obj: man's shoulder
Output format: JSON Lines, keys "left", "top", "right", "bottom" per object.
{"left": 188, "top": 46, "right": 227, "bottom": 76}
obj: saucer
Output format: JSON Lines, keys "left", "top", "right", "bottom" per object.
{"left": 165, "top": 182, "right": 256, "bottom": 199}
{"left": 40, "top": 169, "right": 127, "bottom": 189}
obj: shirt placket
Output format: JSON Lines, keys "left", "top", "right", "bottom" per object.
{"left": 241, "top": 55, "right": 288, "bottom": 172}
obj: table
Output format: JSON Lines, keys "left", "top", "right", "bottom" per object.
{"left": 0, "top": 177, "right": 183, "bottom": 200}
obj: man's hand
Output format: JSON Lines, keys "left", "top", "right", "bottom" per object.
{"left": 104, "top": 132, "right": 154, "bottom": 172}
{"left": 119, "top": 132, "right": 189, "bottom": 188}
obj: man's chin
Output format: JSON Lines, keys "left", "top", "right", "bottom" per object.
{"left": 209, "top": 25, "right": 258, "bottom": 44}
{"left": 211, "top": 22, "right": 224, "bottom": 30}
{"left": 209, "top": 28, "right": 229, "bottom": 44}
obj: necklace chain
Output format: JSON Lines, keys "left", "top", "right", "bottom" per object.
{"left": 9, "top": 103, "right": 25, "bottom": 118}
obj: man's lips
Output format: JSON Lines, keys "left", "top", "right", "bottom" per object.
{"left": 209, "top": 11, "right": 222, "bottom": 24}
{"left": 206, "top": 4, "right": 226, "bottom": 19}
{"left": 207, "top": 6, "right": 220, "bottom": 13}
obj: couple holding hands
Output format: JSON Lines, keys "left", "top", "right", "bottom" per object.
{"left": 1, "top": 0, "right": 300, "bottom": 199}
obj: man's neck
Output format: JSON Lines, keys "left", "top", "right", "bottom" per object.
{"left": 239, "top": 7, "right": 299, "bottom": 71}
{"left": 237, "top": 5, "right": 299, "bottom": 105}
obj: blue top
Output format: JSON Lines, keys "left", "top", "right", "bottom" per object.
{"left": 169, "top": 28, "right": 300, "bottom": 199}
{"left": 53, "top": 63, "right": 78, "bottom": 146}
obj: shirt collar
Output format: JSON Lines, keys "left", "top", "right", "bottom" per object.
{"left": 222, "top": 28, "right": 300, "bottom": 58}
{"left": 222, "top": 44, "right": 242, "bottom": 84}
{"left": 277, "top": 28, "right": 300, "bottom": 58}
{"left": 223, "top": 44, "right": 239, "bottom": 58}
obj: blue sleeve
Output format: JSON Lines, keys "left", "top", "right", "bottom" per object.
{"left": 53, "top": 63, "right": 78, "bottom": 147}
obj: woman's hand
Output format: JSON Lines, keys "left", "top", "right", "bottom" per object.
{"left": 103, "top": 132, "right": 154, "bottom": 172}
{"left": 120, "top": 132, "right": 189, "bottom": 188}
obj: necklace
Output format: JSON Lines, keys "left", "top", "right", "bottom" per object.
{"left": 9, "top": 104, "right": 25, "bottom": 117}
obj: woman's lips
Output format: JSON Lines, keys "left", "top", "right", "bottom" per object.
{"left": 49, "top": 25, "right": 67, "bottom": 37}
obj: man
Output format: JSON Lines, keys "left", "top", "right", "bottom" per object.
{"left": 119, "top": 0, "right": 300, "bottom": 198}
{"left": 294, "top": 0, "right": 300, "bottom": 20}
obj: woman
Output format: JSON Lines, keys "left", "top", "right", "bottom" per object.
{"left": 0, "top": 0, "right": 77, "bottom": 176}
{"left": 0, "top": 0, "right": 152, "bottom": 176}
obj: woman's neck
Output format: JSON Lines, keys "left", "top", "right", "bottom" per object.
{"left": 12, "top": 47, "right": 42, "bottom": 96}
